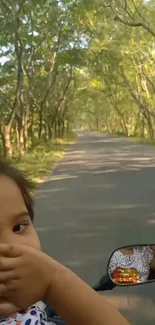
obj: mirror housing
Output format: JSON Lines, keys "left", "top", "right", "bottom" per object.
{"left": 107, "top": 245, "right": 155, "bottom": 286}
{"left": 93, "top": 274, "right": 116, "bottom": 292}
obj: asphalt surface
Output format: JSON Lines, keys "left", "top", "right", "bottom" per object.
{"left": 35, "top": 132, "right": 155, "bottom": 325}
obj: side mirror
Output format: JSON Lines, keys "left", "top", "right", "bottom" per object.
{"left": 107, "top": 245, "right": 155, "bottom": 286}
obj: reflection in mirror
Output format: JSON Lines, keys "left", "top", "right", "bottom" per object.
{"left": 108, "top": 245, "right": 155, "bottom": 286}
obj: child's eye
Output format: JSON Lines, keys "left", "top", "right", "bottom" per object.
{"left": 13, "top": 224, "right": 27, "bottom": 233}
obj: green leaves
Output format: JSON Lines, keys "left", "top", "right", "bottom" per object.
{"left": 74, "top": 0, "right": 155, "bottom": 138}
{"left": 1, "top": 0, "right": 155, "bottom": 158}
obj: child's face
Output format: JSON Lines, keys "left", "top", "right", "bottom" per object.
{"left": 0, "top": 175, "right": 40, "bottom": 249}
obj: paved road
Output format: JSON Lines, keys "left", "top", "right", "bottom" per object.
{"left": 35, "top": 132, "right": 155, "bottom": 325}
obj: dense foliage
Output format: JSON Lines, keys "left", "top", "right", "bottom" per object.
{"left": 0, "top": 0, "right": 155, "bottom": 158}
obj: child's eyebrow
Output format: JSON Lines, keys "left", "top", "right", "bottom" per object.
{"left": 12, "top": 211, "right": 30, "bottom": 220}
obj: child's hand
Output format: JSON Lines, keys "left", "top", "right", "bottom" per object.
{"left": 0, "top": 244, "right": 53, "bottom": 316}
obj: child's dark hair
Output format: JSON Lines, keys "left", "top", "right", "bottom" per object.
{"left": 0, "top": 161, "right": 35, "bottom": 221}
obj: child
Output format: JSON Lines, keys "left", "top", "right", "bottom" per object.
{"left": 0, "top": 161, "right": 130, "bottom": 325}
{"left": 109, "top": 246, "right": 153, "bottom": 282}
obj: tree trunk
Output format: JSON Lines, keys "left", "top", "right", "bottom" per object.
{"left": 96, "top": 117, "right": 99, "bottom": 131}
{"left": 23, "top": 113, "right": 28, "bottom": 151}
{"left": 109, "top": 97, "right": 128, "bottom": 136}
{"left": 15, "top": 122, "right": 20, "bottom": 150}
{"left": 47, "top": 123, "right": 52, "bottom": 140}
{"left": 58, "top": 119, "right": 61, "bottom": 137}
{"left": 0, "top": 124, "right": 12, "bottom": 157}
{"left": 30, "top": 106, "right": 35, "bottom": 148}
{"left": 140, "top": 116, "right": 145, "bottom": 138}
{"left": 67, "top": 120, "right": 70, "bottom": 133}
{"left": 30, "top": 124, "right": 34, "bottom": 148}
{"left": 44, "top": 122, "right": 48, "bottom": 142}
{"left": 105, "top": 119, "right": 110, "bottom": 133}
{"left": 121, "top": 118, "right": 128, "bottom": 136}
{"left": 18, "top": 126, "right": 25, "bottom": 155}
{"left": 23, "top": 127, "right": 27, "bottom": 151}
{"left": 54, "top": 121, "right": 58, "bottom": 138}
{"left": 146, "top": 117, "right": 154, "bottom": 139}
{"left": 142, "top": 109, "right": 154, "bottom": 139}
{"left": 38, "top": 109, "right": 43, "bottom": 139}
{"left": 62, "top": 120, "right": 65, "bottom": 136}
{"left": 133, "top": 112, "right": 140, "bottom": 136}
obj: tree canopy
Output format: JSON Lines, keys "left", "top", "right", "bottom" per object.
{"left": 0, "top": 0, "right": 155, "bottom": 157}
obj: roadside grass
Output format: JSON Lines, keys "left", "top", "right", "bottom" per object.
{"left": 12, "top": 133, "right": 76, "bottom": 182}
{"left": 119, "top": 135, "right": 155, "bottom": 145}
{"left": 100, "top": 130, "right": 155, "bottom": 145}
{"left": 130, "top": 137, "right": 155, "bottom": 145}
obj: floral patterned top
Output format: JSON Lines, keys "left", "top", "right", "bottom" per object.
{"left": 109, "top": 246, "right": 153, "bottom": 282}
{"left": 0, "top": 301, "right": 56, "bottom": 325}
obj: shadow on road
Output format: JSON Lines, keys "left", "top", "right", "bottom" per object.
{"left": 35, "top": 133, "right": 155, "bottom": 325}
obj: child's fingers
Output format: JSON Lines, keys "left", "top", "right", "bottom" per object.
{"left": 0, "top": 284, "right": 7, "bottom": 296}
{"left": 0, "top": 244, "right": 21, "bottom": 258}
{"left": 0, "top": 257, "right": 19, "bottom": 271}
{"left": 0, "top": 270, "right": 17, "bottom": 283}
{"left": 0, "top": 300, "right": 20, "bottom": 317}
